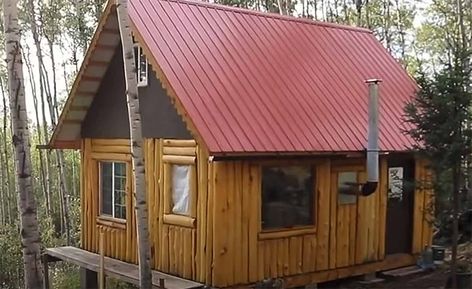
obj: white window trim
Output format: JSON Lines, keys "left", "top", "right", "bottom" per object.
{"left": 134, "top": 43, "right": 148, "bottom": 87}
{"left": 100, "top": 161, "right": 126, "bottom": 220}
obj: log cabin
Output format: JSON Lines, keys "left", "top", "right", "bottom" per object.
{"left": 45, "top": 0, "right": 434, "bottom": 288}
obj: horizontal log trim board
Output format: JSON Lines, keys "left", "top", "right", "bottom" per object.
{"left": 43, "top": 247, "right": 203, "bottom": 289}
{"left": 76, "top": 138, "right": 433, "bottom": 288}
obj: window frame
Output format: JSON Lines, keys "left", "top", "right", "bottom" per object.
{"left": 99, "top": 161, "right": 127, "bottom": 220}
{"left": 162, "top": 155, "right": 197, "bottom": 228}
{"left": 133, "top": 43, "right": 148, "bottom": 87}
{"left": 92, "top": 153, "right": 131, "bottom": 229}
{"left": 258, "top": 160, "right": 319, "bottom": 239}
{"left": 332, "top": 162, "right": 366, "bottom": 206}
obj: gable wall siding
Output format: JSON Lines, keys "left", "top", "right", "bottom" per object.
{"left": 81, "top": 45, "right": 192, "bottom": 139}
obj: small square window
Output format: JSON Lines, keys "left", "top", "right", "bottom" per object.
{"left": 100, "top": 161, "right": 127, "bottom": 219}
{"left": 171, "top": 165, "right": 191, "bottom": 216}
{"left": 338, "top": 171, "right": 358, "bottom": 205}
{"left": 261, "top": 165, "right": 315, "bottom": 230}
{"left": 134, "top": 44, "right": 148, "bottom": 87}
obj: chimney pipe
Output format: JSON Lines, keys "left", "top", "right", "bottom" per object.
{"left": 361, "top": 79, "right": 381, "bottom": 196}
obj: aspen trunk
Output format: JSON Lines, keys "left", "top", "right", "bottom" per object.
{"left": 24, "top": 45, "right": 51, "bottom": 216}
{"left": 0, "top": 79, "right": 11, "bottom": 224}
{"left": 116, "top": 1, "right": 152, "bottom": 288}
{"left": 3, "top": 0, "right": 43, "bottom": 288}
{"left": 0, "top": 149, "right": 5, "bottom": 224}
{"left": 56, "top": 150, "right": 71, "bottom": 245}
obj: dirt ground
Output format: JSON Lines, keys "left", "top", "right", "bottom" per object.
{"left": 317, "top": 269, "right": 449, "bottom": 289}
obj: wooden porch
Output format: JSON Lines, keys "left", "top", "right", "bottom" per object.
{"left": 43, "top": 246, "right": 204, "bottom": 289}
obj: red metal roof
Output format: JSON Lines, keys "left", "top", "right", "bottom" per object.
{"left": 129, "top": 0, "right": 417, "bottom": 154}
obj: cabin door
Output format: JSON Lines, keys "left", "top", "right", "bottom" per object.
{"left": 385, "top": 157, "right": 415, "bottom": 255}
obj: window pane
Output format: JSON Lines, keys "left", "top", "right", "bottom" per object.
{"left": 114, "top": 162, "right": 126, "bottom": 177}
{"left": 113, "top": 162, "right": 127, "bottom": 220}
{"left": 261, "top": 166, "right": 314, "bottom": 230}
{"left": 100, "top": 162, "right": 112, "bottom": 216}
{"left": 134, "top": 45, "right": 139, "bottom": 72}
{"left": 139, "top": 47, "right": 147, "bottom": 83}
{"left": 338, "top": 171, "right": 358, "bottom": 204}
{"left": 171, "top": 165, "right": 191, "bottom": 215}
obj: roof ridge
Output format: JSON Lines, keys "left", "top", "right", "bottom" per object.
{"left": 158, "top": 0, "right": 373, "bottom": 34}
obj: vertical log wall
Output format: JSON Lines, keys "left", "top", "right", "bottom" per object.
{"left": 80, "top": 139, "right": 433, "bottom": 288}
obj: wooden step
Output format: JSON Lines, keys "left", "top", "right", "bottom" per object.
{"left": 381, "top": 265, "right": 425, "bottom": 277}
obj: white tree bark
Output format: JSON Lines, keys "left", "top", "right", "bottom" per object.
{"left": 3, "top": 0, "right": 43, "bottom": 288}
{"left": 116, "top": 1, "right": 152, "bottom": 288}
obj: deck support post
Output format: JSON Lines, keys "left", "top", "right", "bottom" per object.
{"left": 80, "top": 267, "right": 99, "bottom": 289}
{"left": 42, "top": 255, "right": 50, "bottom": 289}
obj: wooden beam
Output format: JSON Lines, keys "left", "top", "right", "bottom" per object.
{"left": 82, "top": 75, "right": 102, "bottom": 82}
{"left": 63, "top": 119, "right": 82, "bottom": 125}
{"left": 69, "top": 105, "right": 89, "bottom": 111}
{"left": 44, "top": 247, "right": 203, "bottom": 289}
{"left": 162, "top": 139, "right": 197, "bottom": 147}
{"left": 162, "top": 214, "right": 195, "bottom": 228}
{"left": 88, "top": 60, "right": 109, "bottom": 67}
{"left": 51, "top": 140, "right": 81, "bottom": 149}
{"left": 42, "top": 254, "right": 50, "bottom": 289}
{"left": 95, "top": 44, "right": 116, "bottom": 51}
{"left": 76, "top": 90, "right": 96, "bottom": 97}
{"left": 101, "top": 28, "right": 120, "bottom": 34}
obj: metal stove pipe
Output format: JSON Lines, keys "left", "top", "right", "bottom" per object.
{"left": 362, "top": 79, "right": 381, "bottom": 196}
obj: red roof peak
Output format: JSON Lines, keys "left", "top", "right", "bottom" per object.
{"left": 129, "top": 0, "right": 417, "bottom": 154}
{"left": 161, "top": 0, "right": 373, "bottom": 34}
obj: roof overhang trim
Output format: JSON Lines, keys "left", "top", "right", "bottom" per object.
{"left": 48, "top": 0, "right": 120, "bottom": 149}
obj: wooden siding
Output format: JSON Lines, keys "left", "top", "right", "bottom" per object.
{"left": 412, "top": 158, "right": 434, "bottom": 253}
{"left": 81, "top": 138, "right": 137, "bottom": 263}
{"left": 81, "top": 138, "right": 209, "bottom": 281}
{"left": 81, "top": 139, "right": 433, "bottom": 288}
{"left": 208, "top": 157, "right": 433, "bottom": 287}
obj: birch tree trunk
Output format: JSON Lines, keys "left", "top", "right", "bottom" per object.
{"left": 24, "top": 45, "right": 51, "bottom": 217}
{"left": 116, "top": 0, "right": 152, "bottom": 288}
{"left": 1, "top": 77, "right": 13, "bottom": 223}
{"left": 3, "top": 0, "right": 43, "bottom": 288}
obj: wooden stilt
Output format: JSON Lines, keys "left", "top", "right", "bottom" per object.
{"left": 99, "top": 230, "right": 105, "bottom": 289}
{"left": 42, "top": 255, "right": 50, "bottom": 289}
{"left": 79, "top": 267, "right": 98, "bottom": 289}
{"left": 158, "top": 278, "right": 166, "bottom": 289}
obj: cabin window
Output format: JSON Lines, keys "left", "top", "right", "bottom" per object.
{"left": 338, "top": 171, "right": 358, "bottom": 204}
{"left": 171, "top": 165, "right": 191, "bottom": 216}
{"left": 134, "top": 44, "right": 148, "bottom": 87}
{"left": 100, "top": 161, "right": 127, "bottom": 220}
{"left": 162, "top": 153, "right": 197, "bottom": 228}
{"left": 261, "top": 165, "right": 315, "bottom": 230}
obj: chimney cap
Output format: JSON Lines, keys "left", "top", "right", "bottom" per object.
{"left": 365, "top": 79, "right": 383, "bottom": 84}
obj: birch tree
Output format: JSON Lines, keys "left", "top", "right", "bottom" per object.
{"left": 2, "top": 0, "right": 43, "bottom": 288}
{"left": 116, "top": 0, "right": 152, "bottom": 288}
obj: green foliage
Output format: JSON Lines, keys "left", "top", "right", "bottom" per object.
{"left": 414, "top": 0, "right": 472, "bottom": 73}
{"left": 404, "top": 60, "right": 472, "bottom": 171}
{"left": 404, "top": 48, "right": 472, "bottom": 194}
{"left": 0, "top": 224, "right": 23, "bottom": 289}
{"left": 50, "top": 264, "right": 80, "bottom": 289}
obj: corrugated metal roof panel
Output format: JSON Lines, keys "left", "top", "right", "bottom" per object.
{"left": 130, "top": 0, "right": 417, "bottom": 154}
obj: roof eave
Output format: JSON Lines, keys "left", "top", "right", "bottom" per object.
{"left": 48, "top": 0, "right": 118, "bottom": 149}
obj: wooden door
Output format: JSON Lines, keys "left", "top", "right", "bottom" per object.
{"left": 385, "top": 156, "right": 415, "bottom": 255}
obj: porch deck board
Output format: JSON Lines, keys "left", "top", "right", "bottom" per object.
{"left": 44, "top": 246, "right": 203, "bottom": 289}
